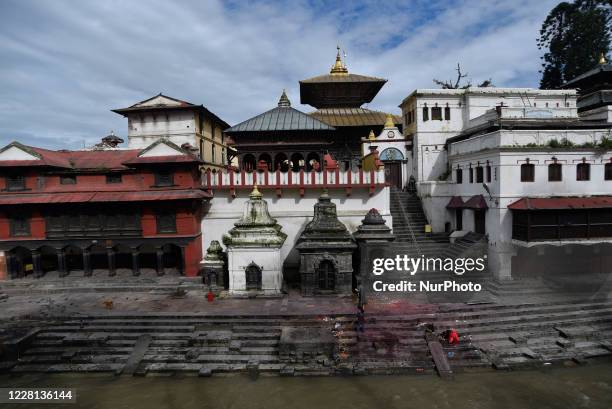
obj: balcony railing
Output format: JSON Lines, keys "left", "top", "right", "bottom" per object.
{"left": 203, "top": 168, "right": 387, "bottom": 197}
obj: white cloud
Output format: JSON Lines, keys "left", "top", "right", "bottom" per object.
{"left": 0, "top": 0, "right": 559, "bottom": 148}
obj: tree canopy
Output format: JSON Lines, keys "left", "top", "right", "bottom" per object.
{"left": 538, "top": 0, "right": 612, "bottom": 89}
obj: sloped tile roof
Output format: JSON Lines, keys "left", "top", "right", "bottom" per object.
{"left": 225, "top": 106, "right": 335, "bottom": 133}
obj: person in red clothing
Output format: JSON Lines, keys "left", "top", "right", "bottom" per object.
{"left": 447, "top": 329, "right": 460, "bottom": 345}
{"left": 207, "top": 290, "right": 214, "bottom": 303}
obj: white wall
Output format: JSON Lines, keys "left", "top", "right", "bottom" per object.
{"left": 127, "top": 111, "right": 197, "bottom": 149}
{"left": 202, "top": 186, "right": 391, "bottom": 270}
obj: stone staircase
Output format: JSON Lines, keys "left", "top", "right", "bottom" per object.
{"left": 390, "top": 187, "right": 449, "bottom": 248}
{"left": 3, "top": 298, "right": 612, "bottom": 376}
{"left": 387, "top": 188, "right": 490, "bottom": 290}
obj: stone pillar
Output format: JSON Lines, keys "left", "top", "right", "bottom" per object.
{"left": 107, "top": 248, "right": 116, "bottom": 277}
{"left": 0, "top": 251, "right": 7, "bottom": 281}
{"left": 179, "top": 246, "right": 185, "bottom": 275}
{"left": 6, "top": 253, "right": 16, "bottom": 279}
{"left": 83, "top": 248, "right": 92, "bottom": 277}
{"left": 131, "top": 250, "right": 140, "bottom": 276}
{"left": 57, "top": 249, "right": 67, "bottom": 277}
{"left": 156, "top": 248, "right": 164, "bottom": 276}
{"left": 32, "top": 250, "right": 42, "bottom": 279}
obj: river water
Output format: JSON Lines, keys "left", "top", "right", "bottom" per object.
{"left": 1, "top": 360, "right": 612, "bottom": 409}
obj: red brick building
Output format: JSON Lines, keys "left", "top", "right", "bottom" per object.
{"left": 0, "top": 139, "right": 210, "bottom": 279}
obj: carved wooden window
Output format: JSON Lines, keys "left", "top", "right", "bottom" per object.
{"left": 60, "top": 175, "right": 76, "bottom": 185}
{"left": 606, "top": 163, "right": 612, "bottom": 181}
{"left": 154, "top": 171, "right": 174, "bottom": 187}
{"left": 6, "top": 175, "right": 25, "bottom": 191}
{"left": 10, "top": 216, "right": 30, "bottom": 236}
{"left": 106, "top": 174, "right": 122, "bottom": 184}
{"left": 156, "top": 212, "right": 176, "bottom": 233}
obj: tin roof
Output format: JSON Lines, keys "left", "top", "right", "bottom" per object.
{"left": 0, "top": 189, "right": 211, "bottom": 206}
{"left": 0, "top": 141, "right": 201, "bottom": 170}
{"left": 508, "top": 196, "right": 612, "bottom": 210}
{"left": 464, "top": 195, "right": 488, "bottom": 209}
{"left": 225, "top": 91, "right": 335, "bottom": 133}
{"left": 309, "top": 108, "right": 401, "bottom": 127}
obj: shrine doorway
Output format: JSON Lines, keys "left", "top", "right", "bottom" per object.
{"left": 245, "top": 262, "right": 262, "bottom": 290}
{"left": 317, "top": 260, "right": 336, "bottom": 291}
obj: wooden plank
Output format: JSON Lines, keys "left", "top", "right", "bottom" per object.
{"left": 117, "top": 334, "right": 152, "bottom": 376}
{"left": 427, "top": 339, "right": 453, "bottom": 380}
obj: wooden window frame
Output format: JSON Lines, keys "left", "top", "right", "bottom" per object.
{"left": 156, "top": 212, "right": 177, "bottom": 234}
{"left": 576, "top": 163, "right": 590, "bottom": 181}
{"left": 521, "top": 163, "right": 535, "bottom": 182}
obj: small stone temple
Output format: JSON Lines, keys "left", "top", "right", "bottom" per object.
{"left": 296, "top": 190, "right": 357, "bottom": 295}
{"left": 353, "top": 208, "right": 395, "bottom": 300}
{"left": 200, "top": 240, "right": 226, "bottom": 294}
{"left": 223, "top": 186, "right": 287, "bottom": 295}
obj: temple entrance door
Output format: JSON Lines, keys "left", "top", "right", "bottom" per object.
{"left": 318, "top": 260, "right": 336, "bottom": 291}
{"left": 474, "top": 210, "right": 486, "bottom": 235}
{"left": 384, "top": 162, "right": 402, "bottom": 189}
{"left": 245, "top": 263, "right": 262, "bottom": 290}
{"left": 456, "top": 209, "right": 463, "bottom": 231}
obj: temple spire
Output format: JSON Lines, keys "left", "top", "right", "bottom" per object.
{"left": 250, "top": 184, "right": 263, "bottom": 199}
{"left": 330, "top": 45, "right": 348, "bottom": 75}
{"left": 368, "top": 130, "right": 376, "bottom": 141}
{"left": 599, "top": 52, "right": 608, "bottom": 65}
{"left": 384, "top": 113, "right": 395, "bottom": 128}
{"left": 277, "top": 89, "right": 291, "bottom": 107}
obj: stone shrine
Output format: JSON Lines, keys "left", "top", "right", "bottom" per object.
{"left": 223, "top": 186, "right": 287, "bottom": 295}
{"left": 296, "top": 190, "right": 357, "bottom": 295}
{"left": 199, "top": 240, "right": 226, "bottom": 294}
{"left": 353, "top": 208, "right": 395, "bottom": 301}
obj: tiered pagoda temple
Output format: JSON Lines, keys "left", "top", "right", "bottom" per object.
{"left": 226, "top": 47, "right": 401, "bottom": 172}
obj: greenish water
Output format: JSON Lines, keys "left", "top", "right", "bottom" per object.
{"left": 2, "top": 362, "right": 612, "bottom": 409}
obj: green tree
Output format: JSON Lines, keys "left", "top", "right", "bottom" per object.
{"left": 538, "top": 0, "right": 612, "bottom": 89}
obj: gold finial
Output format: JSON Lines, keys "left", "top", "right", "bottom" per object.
{"left": 250, "top": 184, "right": 262, "bottom": 199}
{"left": 368, "top": 129, "right": 376, "bottom": 141}
{"left": 384, "top": 113, "right": 395, "bottom": 128}
{"left": 330, "top": 44, "right": 348, "bottom": 75}
{"left": 599, "top": 52, "right": 608, "bottom": 65}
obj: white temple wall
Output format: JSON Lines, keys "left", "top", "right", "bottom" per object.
{"left": 202, "top": 186, "right": 391, "bottom": 270}
{"left": 127, "top": 111, "right": 197, "bottom": 149}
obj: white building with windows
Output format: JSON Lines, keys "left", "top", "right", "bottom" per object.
{"left": 399, "top": 62, "right": 612, "bottom": 280}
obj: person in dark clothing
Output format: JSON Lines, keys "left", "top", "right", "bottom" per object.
{"left": 355, "top": 306, "right": 365, "bottom": 333}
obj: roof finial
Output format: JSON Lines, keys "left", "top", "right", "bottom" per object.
{"left": 330, "top": 44, "right": 348, "bottom": 75}
{"left": 250, "top": 184, "right": 263, "bottom": 199}
{"left": 384, "top": 113, "right": 395, "bottom": 128}
{"left": 278, "top": 89, "right": 291, "bottom": 107}
{"left": 599, "top": 52, "right": 608, "bottom": 65}
{"left": 368, "top": 130, "right": 376, "bottom": 141}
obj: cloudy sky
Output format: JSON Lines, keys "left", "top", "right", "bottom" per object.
{"left": 0, "top": 0, "right": 559, "bottom": 149}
